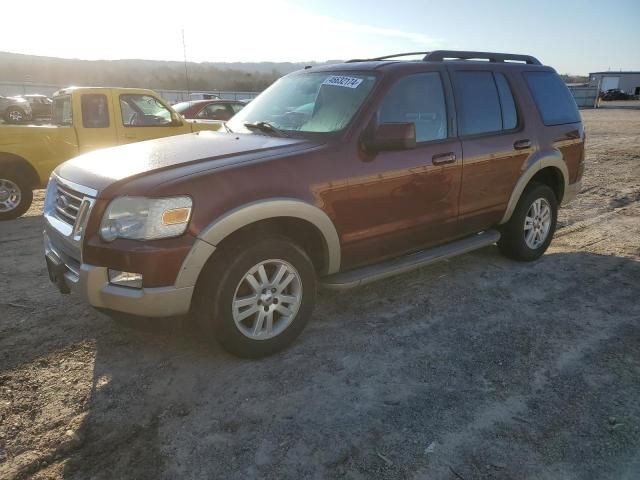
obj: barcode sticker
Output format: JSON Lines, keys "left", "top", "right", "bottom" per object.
{"left": 322, "top": 76, "right": 363, "bottom": 89}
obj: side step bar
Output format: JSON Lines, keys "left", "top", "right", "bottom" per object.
{"left": 322, "top": 230, "right": 501, "bottom": 290}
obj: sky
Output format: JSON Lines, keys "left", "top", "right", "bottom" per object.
{"left": 1, "top": 0, "right": 639, "bottom": 75}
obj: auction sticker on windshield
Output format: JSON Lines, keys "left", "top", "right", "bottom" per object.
{"left": 322, "top": 76, "right": 364, "bottom": 89}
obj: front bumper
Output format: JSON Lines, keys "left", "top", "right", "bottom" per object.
{"left": 45, "top": 234, "right": 194, "bottom": 317}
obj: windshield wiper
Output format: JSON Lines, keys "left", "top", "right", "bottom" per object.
{"left": 222, "top": 122, "right": 234, "bottom": 133}
{"left": 243, "top": 121, "right": 288, "bottom": 137}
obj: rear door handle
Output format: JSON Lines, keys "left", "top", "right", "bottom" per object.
{"left": 432, "top": 152, "right": 456, "bottom": 165}
{"left": 514, "top": 139, "right": 532, "bottom": 150}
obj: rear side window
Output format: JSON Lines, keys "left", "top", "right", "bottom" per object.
{"left": 454, "top": 71, "right": 502, "bottom": 136}
{"left": 52, "top": 95, "right": 72, "bottom": 126}
{"left": 525, "top": 71, "right": 581, "bottom": 125}
{"left": 81, "top": 94, "right": 109, "bottom": 128}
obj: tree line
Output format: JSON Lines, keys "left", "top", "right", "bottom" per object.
{"left": 0, "top": 52, "right": 318, "bottom": 92}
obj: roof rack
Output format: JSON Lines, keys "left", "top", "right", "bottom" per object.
{"left": 346, "top": 50, "right": 541, "bottom": 65}
{"left": 424, "top": 50, "right": 541, "bottom": 65}
{"left": 346, "top": 52, "right": 431, "bottom": 63}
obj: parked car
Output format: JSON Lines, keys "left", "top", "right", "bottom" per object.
{"left": 0, "top": 95, "right": 33, "bottom": 123}
{"left": 18, "top": 94, "right": 53, "bottom": 120}
{"left": 0, "top": 87, "right": 223, "bottom": 219}
{"left": 43, "top": 50, "right": 584, "bottom": 358}
{"left": 173, "top": 99, "right": 246, "bottom": 121}
{"left": 190, "top": 92, "right": 220, "bottom": 101}
{"left": 600, "top": 88, "right": 632, "bottom": 101}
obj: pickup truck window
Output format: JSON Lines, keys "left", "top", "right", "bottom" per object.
{"left": 52, "top": 95, "right": 72, "bottom": 126}
{"left": 81, "top": 94, "right": 109, "bottom": 128}
{"left": 227, "top": 73, "right": 377, "bottom": 135}
{"left": 120, "top": 94, "right": 173, "bottom": 127}
{"left": 378, "top": 73, "right": 447, "bottom": 143}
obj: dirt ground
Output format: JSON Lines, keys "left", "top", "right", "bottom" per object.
{"left": 1, "top": 108, "right": 639, "bottom": 480}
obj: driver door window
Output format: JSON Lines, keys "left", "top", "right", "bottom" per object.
{"left": 120, "top": 94, "right": 173, "bottom": 127}
{"left": 378, "top": 72, "right": 447, "bottom": 143}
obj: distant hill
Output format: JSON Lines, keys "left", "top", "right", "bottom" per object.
{"left": 0, "top": 52, "right": 336, "bottom": 92}
{"left": 0, "top": 52, "right": 588, "bottom": 92}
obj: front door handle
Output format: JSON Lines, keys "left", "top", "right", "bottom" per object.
{"left": 432, "top": 152, "right": 456, "bottom": 165}
{"left": 514, "top": 139, "right": 532, "bottom": 150}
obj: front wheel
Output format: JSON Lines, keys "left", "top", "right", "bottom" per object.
{"left": 0, "top": 175, "right": 33, "bottom": 220}
{"left": 194, "top": 237, "right": 317, "bottom": 358}
{"left": 498, "top": 183, "right": 558, "bottom": 261}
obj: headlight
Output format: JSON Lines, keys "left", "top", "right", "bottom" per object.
{"left": 100, "top": 196, "right": 192, "bottom": 242}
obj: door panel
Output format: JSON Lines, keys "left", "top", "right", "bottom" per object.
{"left": 451, "top": 69, "right": 530, "bottom": 234}
{"left": 340, "top": 140, "right": 463, "bottom": 268}
{"left": 339, "top": 71, "right": 462, "bottom": 269}
{"left": 457, "top": 135, "right": 531, "bottom": 233}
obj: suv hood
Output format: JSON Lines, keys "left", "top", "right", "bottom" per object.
{"left": 55, "top": 131, "right": 317, "bottom": 193}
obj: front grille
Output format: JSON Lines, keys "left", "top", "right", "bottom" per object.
{"left": 54, "top": 182, "right": 85, "bottom": 226}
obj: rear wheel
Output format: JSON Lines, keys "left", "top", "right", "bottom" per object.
{"left": 4, "top": 107, "right": 26, "bottom": 124}
{"left": 0, "top": 174, "right": 33, "bottom": 220}
{"left": 194, "top": 236, "right": 317, "bottom": 358}
{"left": 498, "top": 183, "right": 558, "bottom": 261}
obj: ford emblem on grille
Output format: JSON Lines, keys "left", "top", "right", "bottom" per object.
{"left": 56, "top": 195, "right": 70, "bottom": 210}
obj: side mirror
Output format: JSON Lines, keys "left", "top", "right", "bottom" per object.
{"left": 365, "top": 122, "right": 416, "bottom": 151}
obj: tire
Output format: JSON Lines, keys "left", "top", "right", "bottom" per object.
{"left": 4, "top": 107, "right": 26, "bottom": 124}
{"left": 0, "top": 173, "right": 33, "bottom": 220}
{"left": 194, "top": 236, "right": 317, "bottom": 358}
{"left": 498, "top": 182, "right": 558, "bottom": 261}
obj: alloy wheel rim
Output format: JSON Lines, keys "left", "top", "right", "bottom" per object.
{"left": 0, "top": 179, "right": 22, "bottom": 213}
{"left": 524, "top": 197, "right": 551, "bottom": 249}
{"left": 8, "top": 110, "right": 24, "bottom": 122}
{"left": 232, "top": 259, "right": 303, "bottom": 340}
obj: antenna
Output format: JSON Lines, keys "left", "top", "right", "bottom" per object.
{"left": 182, "top": 29, "right": 191, "bottom": 101}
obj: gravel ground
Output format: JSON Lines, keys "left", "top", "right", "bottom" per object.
{"left": 1, "top": 108, "right": 639, "bottom": 480}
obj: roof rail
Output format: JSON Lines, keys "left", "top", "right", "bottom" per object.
{"left": 424, "top": 50, "right": 541, "bottom": 65}
{"left": 346, "top": 52, "right": 431, "bottom": 63}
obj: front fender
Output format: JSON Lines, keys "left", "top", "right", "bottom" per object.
{"left": 171, "top": 198, "right": 341, "bottom": 292}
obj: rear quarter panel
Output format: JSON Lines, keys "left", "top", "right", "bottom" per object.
{"left": 0, "top": 124, "right": 79, "bottom": 186}
{"left": 516, "top": 70, "right": 586, "bottom": 186}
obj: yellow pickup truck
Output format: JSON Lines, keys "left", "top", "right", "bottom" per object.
{"left": 0, "top": 87, "right": 223, "bottom": 219}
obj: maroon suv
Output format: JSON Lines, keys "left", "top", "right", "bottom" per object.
{"left": 43, "top": 50, "right": 584, "bottom": 357}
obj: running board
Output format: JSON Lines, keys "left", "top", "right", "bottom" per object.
{"left": 322, "top": 230, "right": 501, "bottom": 290}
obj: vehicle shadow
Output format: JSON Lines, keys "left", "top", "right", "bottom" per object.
{"left": 58, "top": 249, "right": 640, "bottom": 479}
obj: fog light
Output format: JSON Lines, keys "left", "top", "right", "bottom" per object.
{"left": 108, "top": 270, "right": 143, "bottom": 289}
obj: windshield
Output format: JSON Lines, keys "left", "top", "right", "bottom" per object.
{"left": 227, "top": 72, "right": 377, "bottom": 135}
{"left": 172, "top": 101, "right": 193, "bottom": 114}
